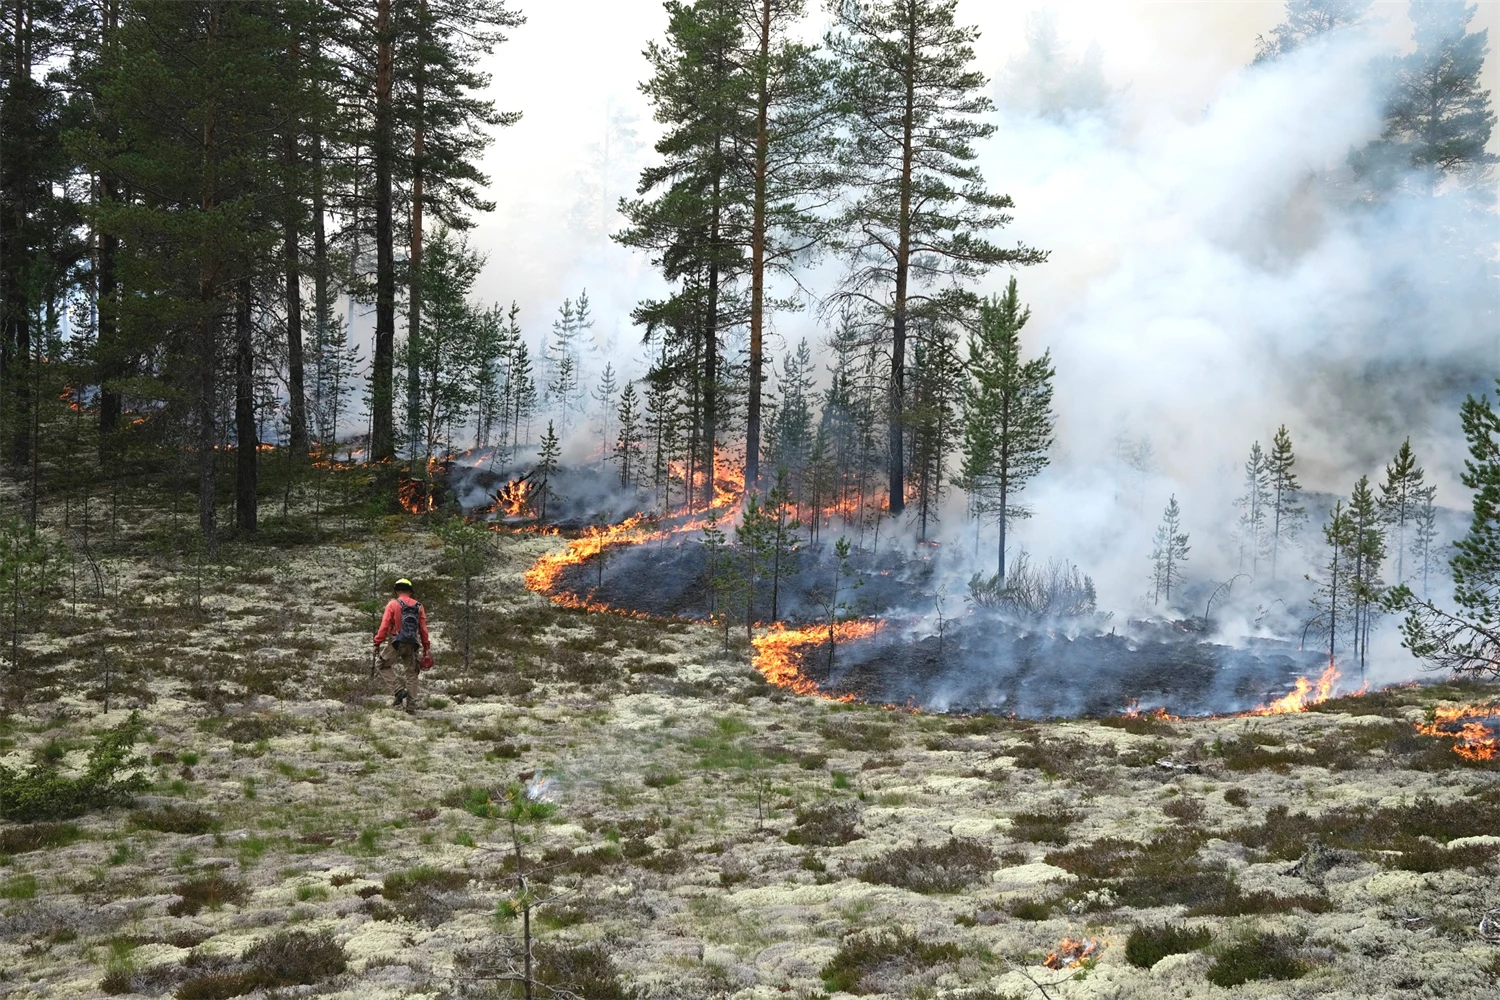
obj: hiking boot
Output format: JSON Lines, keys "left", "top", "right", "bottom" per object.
{"left": 403, "top": 702, "right": 416, "bottom": 715}
{"left": 393, "top": 687, "right": 408, "bottom": 708}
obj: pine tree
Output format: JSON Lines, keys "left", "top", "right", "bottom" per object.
{"left": 1348, "top": 475, "right": 1386, "bottom": 674}
{"left": 592, "top": 361, "right": 619, "bottom": 468}
{"left": 1267, "top": 424, "right": 1306, "bottom": 581}
{"left": 614, "top": 380, "right": 643, "bottom": 488}
{"left": 547, "top": 295, "right": 587, "bottom": 431}
{"left": 905, "top": 326, "right": 959, "bottom": 544}
{"left": 409, "top": 228, "right": 483, "bottom": 468}
{"left": 1313, "top": 500, "right": 1358, "bottom": 667}
{"left": 828, "top": 0, "right": 1047, "bottom": 516}
{"left": 765, "top": 339, "right": 815, "bottom": 490}
{"left": 617, "top": 0, "right": 748, "bottom": 505}
{"left": 86, "top": 1, "right": 291, "bottom": 552}
{"left": 400, "top": 0, "right": 524, "bottom": 463}
{"left": 1379, "top": 437, "right": 1426, "bottom": 585}
{"left": 1352, "top": 0, "right": 1497, "bottom": 193}
{"left": 1150, "top": 495, "right": 1190, "bottom": 607}
{"left": 1386, "top": 381, "right": 1500, "bottom": 674}
{"left": 1235, "top": 441, "right": 1273, "bottom": 577}
{"left": 957, "top": 280, "right": 1055, "bottom": 580}
{"left": 505, "top": 336, "right": 535, "bottom": 459}
{"left": 738, "top": 0, "right": 839, "bottom": 489}
{"left": 643, "top": 352, "right": 679, "bottom": 512}
{"left": 736, "top": 491, "right": 775, "bottom": 634}
{"left": 1412, "top": 484, "right": 1440, "bottom": 599}
{"left": 766, "top": 470, "right": 801, "bottom": 621}
{"left": 535, "top": 420, "right": 561, "bottom": 523}
{"left": 1253, "top": 1, "right": 1372, "bottom": 63}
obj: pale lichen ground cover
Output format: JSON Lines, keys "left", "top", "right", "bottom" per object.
{"left": 1, "top": 521, "right": 1497, "bottom": 1000}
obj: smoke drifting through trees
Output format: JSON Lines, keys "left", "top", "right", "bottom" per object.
{"left": 0, "top": 1, "right": 1495, "bottom": 688}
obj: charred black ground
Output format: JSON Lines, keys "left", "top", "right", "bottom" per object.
{"left": 461, "top": 461, "right": 1339, "bottom": 718}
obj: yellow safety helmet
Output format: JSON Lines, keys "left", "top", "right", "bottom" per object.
{"left": 394, "top": 578, "right": 414, "bottom": 591}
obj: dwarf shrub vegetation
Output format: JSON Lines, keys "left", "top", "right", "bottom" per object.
{"left": 0, "top": 714, "right": 146, "bottom": 822}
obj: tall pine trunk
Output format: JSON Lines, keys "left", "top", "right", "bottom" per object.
{"left": 235, "top": 278, "right": 257, "bottom": 531}
{"left": 283, "top": 124, "right": 308, "bottom": 457}
{"left": 97, "top": 168, "right": 121, "bottom": 439}
{"left": 407, "top": 0, "right": 427, "bottom": 467}
{"left": 369, "top": 0, "right": 396, "bottom": 462}
{"left": 704, "top": 173, "right": 719, "bottom": 507}
{"left": 3, "top": 0, "right": 33, "bottom": 468}
{"left": 311, "top": 118, "right": 330, "bottom": 445}
{"left": 746, "top": 0, "right": 772, "bottom": 491}
{"left": 888, "top": 10, "right": 918, "bottom": 518}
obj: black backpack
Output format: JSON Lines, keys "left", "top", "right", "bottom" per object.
{"left": 393, "top": 598, "right": 422, "bottom": 647}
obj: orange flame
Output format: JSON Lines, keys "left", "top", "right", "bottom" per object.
{"left": 1246, "top": 660, "right": 1340, "bottom": 715}
{"left": 1416, "top": 702, "right": 1500, "bottom": 761}
{"left": 398, "top": 477, "right": 436, "bottom": 515}
{"left": 523, "top": 513, "right": 666, "bottom": 607}
{"left": 749, "top": 620, "right": 882, "bottom": 700}
{"left": 495, "top": 478, "right": 534, "bottom": 518}
{"left": 1043, "top": 936, "right": 1103, "bottom": 970}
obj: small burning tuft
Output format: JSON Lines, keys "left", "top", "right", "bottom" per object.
{"left": 1043, "top": 936, "right": 1103, "bottom": 970}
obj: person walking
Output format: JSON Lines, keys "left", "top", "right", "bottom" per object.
{"left": 374, "top": 578, "right": 432, "bottom": 712}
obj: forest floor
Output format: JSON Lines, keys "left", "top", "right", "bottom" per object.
{"left": 2, "top": 508, "right": 1499, "bottom": 1000}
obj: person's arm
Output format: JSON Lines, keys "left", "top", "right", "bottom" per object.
{"left": 417, "top": 604, "right": 431, "bottom": 654}
{"left": 374, "top": 600, "right": 397, "bottom": 644}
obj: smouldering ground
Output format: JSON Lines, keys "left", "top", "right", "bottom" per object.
{"left": 2, "top": 512, "right": 1499, "bottom": 999}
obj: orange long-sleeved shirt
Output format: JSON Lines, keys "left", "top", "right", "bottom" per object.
{"left": 375, "top": 596, "right": 430, "bottom": 652}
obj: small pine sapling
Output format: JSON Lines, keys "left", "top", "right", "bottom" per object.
{"left": 1150, "top": 496, "right": 1190, "bottom": 607}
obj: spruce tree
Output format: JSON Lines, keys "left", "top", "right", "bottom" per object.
{"left": 615, "top": 380, "right": 643, "bottom": 488}
{"left": 409, "top": 229, "right": 483, "bottom": 467}
{"left": 957, "top": 280, "right": 1055, "bottom": 580}
{"left": 828, "top": 0, "right": 1047, "bottom": 516}
{"left": 1379, "top": 437, "right": 1426, "bottom": 585}
{"left": 535, "top": 420, "right": 561, "bottom": 523}
{"left": 1386, "top": 381, "right": 1500, "bottom": 674}
{"left": 1235, "top": 441, "right": 1274, "bottom": 577}
{"left": 593, "top": 362, "right": 619, "bottom": 468}
{"left": 505, "top": 337, "right": 535, "bottom": 459}
{"left": 766, "top": 470, "right": 801, "bottom": 621}
{"left": 1267, "top": 424, "right": 1305, "bottom": 581}
{"left": 1150, "top": 495, "right": 1190, "bottom": 607}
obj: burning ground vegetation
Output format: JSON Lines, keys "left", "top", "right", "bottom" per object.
{"left": 3, "top": 507, "right": 1500, "bottom": 1000}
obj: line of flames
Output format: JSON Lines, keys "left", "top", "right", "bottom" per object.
{"left": 748, "top": 620, "right": 884, "bottom": 699}
{"left": 1416, "top": 702, "right": 1500, "bottom": 761}
{"left": 510, "top": 454, "right": 1398, "bottom": 719}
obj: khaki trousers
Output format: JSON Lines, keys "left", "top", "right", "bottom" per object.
{"left": 377, "top": 641, "right": 421, "bottom": 706}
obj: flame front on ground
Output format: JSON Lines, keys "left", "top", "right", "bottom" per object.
{"left": 750, "top": 620, "right": 882, "bottom": 699}
{"left": 1248, "top": 660, "right": 1340, "bottom": 715}
{"left": 1417, "top": 702, "right": 1500, "bottom": 761}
